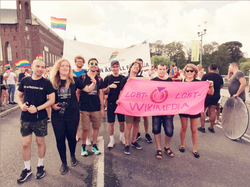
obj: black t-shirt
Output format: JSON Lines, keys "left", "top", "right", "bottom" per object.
{"left": 18, "top": 77, "right": 54, "bottom": 122}
{"left": 52, "top": 77, "right": 86, "bottom": 119}
{"left": 151, "top": 77, "right": 172, "bottom": 82}
{"left": 201, "top": 72, "right": 224, "bottom": 100}
{"left": 79, "top": 74, "right": 105, "bottom": 111}
{"left": 18, "top": 73, "right": 25, "bottom": 83}
{"left": 120, "top": 75, "right": 143, "bottom": 91}
{"left": 104, "top": 74, "right": 125, "bottom": 103}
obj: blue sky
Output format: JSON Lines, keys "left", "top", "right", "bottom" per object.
{"left": 1, "top": 1, "right": 250, "bottom": 57}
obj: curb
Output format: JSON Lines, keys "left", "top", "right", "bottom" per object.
{"left": 0, "top": 105, "right": 20, "bottom": 118}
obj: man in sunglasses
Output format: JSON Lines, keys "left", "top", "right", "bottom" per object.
{"left": 79, "top": 58, "right": 105, "bottom": 156}
{"left": 134, "top": 58, "right": 153, "bottom": 143}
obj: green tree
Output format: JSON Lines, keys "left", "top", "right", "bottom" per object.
{"left": 239, "top": 59, "right": 250, "bottom": 75}
{"left": 149, "top": 40, "right": 164, "bottom": 57}
{"left": 222, "top": 41, "right": 243, "bottom": 63}
{"left": 211, "top": 45, "right": 231, "bottom": 75}
{"left": 164, "top": 41, "right": 186, "bottom": 68}
{"left": 151, "top": 55, "right": 174, "bottom": 68}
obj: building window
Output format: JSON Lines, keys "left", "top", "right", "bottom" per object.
{"left": 16, "top": 52, "right": 18, "bottom": 58}
{"left": 46, "top": 52, "right": 49, "bottom": 66}
{"left": 27, "top": 35, "right": 29, "bottom": 40}
{"left": 25, "top": 26, "right": 28, "bottom": 31}
{"left": 16, "top": 27, "right": 18, "bottom": 32}
{"left": 6, "top": 42, "right": 12, "bottom": 64}
{"left": 27, "top": 48, "right": 30, "bottom": 62}
{"left": 25, "top": 2, "right": 30, "bottom": 19}
{"left": 13, "top": 36, "right": 16, "bottom": 41}
{"left": 4, "top": 27, "right": 7, "bottom": 32}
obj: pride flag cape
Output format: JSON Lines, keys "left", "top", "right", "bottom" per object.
{"left": 51, "top": 17, "right": 67, "bottom": 30}
{"left": 170, "top": 67, "right": 176, "bottom": 75}
{"left": 115, "top": 79, "right": 209, "bottom": 116}
{"left": 15, "top": 59, "right": 31, "bottom": 67}
{"left": 4, "top": 63, "right": 10, "bottom": 70}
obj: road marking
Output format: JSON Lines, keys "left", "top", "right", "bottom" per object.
{"left": 215, "top": 125, "right": 250, "bottom": 142}
{"left": 93, "top": 136, "right": 104, "bottom": 187}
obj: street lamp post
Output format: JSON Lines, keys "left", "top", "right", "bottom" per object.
{"left": 197, "top": 21, "right": 207, "bottom": 66}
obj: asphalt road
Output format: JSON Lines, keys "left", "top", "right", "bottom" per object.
{"left": 1, "top": 107, "right": 250, "bottom": 187}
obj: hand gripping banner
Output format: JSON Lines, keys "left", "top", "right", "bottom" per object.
{"left": 115, "top": 79, "right": 209, "bottom": 116}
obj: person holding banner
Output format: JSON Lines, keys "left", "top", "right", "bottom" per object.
{"left": 119, "top": 61, "right": 148, "bottom": 155}
{"left": 135, "top": 58, "right": 153, "bottom": 143}
{"left": 151, "top": 63, "right": 175, "bottom": 159}
{"left": 103, "top": 60, "right": 126, "bottom": 148}
{"left": 50, "top": 59, "right": 96, "bottom": 175}
{"left": 179, "top": 64, "right": 214, "bottom": 158}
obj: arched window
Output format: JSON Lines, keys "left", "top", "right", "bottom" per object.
{"left": 5, "top": 42, "right": 12, "bottom": 64}
{"left": 16, "top": 52, "right": 18, "bottom": 58}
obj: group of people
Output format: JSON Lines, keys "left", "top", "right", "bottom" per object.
{"left": 15, "top": 55, "right": 246, "bottom": 184}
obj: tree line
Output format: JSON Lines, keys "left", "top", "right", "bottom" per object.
{"left": 149, "top": 40, "right": 250, "bottom": 75}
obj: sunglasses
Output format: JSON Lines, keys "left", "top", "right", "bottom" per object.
{"left": 89, "top": 62, "right": 98, "bottom": 66}
{"left": 185, "top": 70, "right": 194, "bottom": 73}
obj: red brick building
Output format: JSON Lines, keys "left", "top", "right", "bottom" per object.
{"left": 0, "top": 0, "right": 64, "bottom": 68}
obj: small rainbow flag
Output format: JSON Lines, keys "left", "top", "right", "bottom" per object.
{"left": 15, "top": 59, "right": 31, "bottom": 68}
{"left": 36, "top": 54, "right": 44, "bottom": 61}
{"left": 170, "top": 67, "right": 176, "bottom": 75}
{"left": 4, "top": 63, "right": 10, "bottom": 70}
{"left": 51, "top": 17, "right": 67, "bottom": 30}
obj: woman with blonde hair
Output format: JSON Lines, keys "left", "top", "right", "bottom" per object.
{"left": 50, "top": 59, "right": 96, "bottom": 175}
{"left": 179, "top": 63, "right": 214, "bottom": 158}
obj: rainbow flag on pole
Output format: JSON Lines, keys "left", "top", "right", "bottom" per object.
{"left": 51, "top": 17, "right": 67, "bottom": 30}
{"left": 15, "top": 59, "right": 31, "bottom": 67}
{"left": 4, "top": 63, "right": 10, "bottom": 70}
{"left": 170, "top": 67, "right": 176, "bottom": 75}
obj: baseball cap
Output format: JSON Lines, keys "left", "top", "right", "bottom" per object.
{"left": 111, "top": 60, "right": 119, "bottom": 66}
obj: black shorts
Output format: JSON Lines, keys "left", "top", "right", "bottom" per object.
{"left": 20, "top": 118, "right": 48, "bottom": 137}
{"left": 0, "top": 85, "right": 7, "bottom": 90}
{"left": 205, "top": 98, "right": 219, "bottom": 108}
{"left": 179, "top": 113, "right": 201, "bottom": 119}
{"left": 107, "top": 102, "right": 125, "bottom": 123}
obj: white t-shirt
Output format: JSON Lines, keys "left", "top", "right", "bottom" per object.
{"left": 4, "top": 72, "right": 16, "bottom": 84}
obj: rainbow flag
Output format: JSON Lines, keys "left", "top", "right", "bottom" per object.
{"left": 51, "top": 17, "right": 67, "bottom": 30}
{"left": 36, "top": 54, "right": 44, "bottom": 61}
{"left": 170, "top": 67, "right": 176, "bottom": 75}
{"left": 15, "top": 59, "right": 31, "bottom": 67}
{"left": 4, "top": 63, "right": 10, "bottom": 70}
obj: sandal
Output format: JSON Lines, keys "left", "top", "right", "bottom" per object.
{"left": 156, "top": 150, "right": 162, "bottom": 159}
{"left": 193, "top": 152, "right": 200, "bottom": 158}
{"left": 164, "top": 147, "right": 175, "bottom": 157}
{"left": 179, "top": 146, "right": 185, "bottom": 153}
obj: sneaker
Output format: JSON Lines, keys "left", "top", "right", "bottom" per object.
{"left": 71, "top": 156, "right": 78, "bottom": 167}
{"left": 59, "top": 163, "right": 68, "bottom": 175}
{"left": 136, "top": 132, "right": 141, "bottom": 141}
{"left": 81, "top": 145, "right": 88, "bottom": 156}
{"left": 17, "top": 168, "right": 32, "bottom": 183}
{"left": 197, "top": 127, "right": 205, "bottom": 133}
{"left": 119, "top": 136, "right": 125, "bottom": 145}
{"left": 92, "top": 145, "right": 101, "bottom": 155}
{"left": 108, "top": 139, "right": 115, "bottom": 148}
{"left": 145, "top": 134, "right": 153, "bottom": 143}
{"left": 86, "top": 139, "right": 92, "bottom": 146}
{"left": 205, "top": 118, "right": 210, "bottom": 122}
{"left": 124, "top": 146, "right": 130, "bottom": 155}
{"left": 12, "top": 101, "right": 17, "bottom": 104}
{"left": 131, "top": 141, "right": 142, "bottom": 150}
{"left": 208, "top": 127, "right": 215, "bottom": 133}
{"left": 215, "top": 120, "right": 221, "bottom": 125}
{"left": 36, "top": 166, "right": 45, "bottom": 179}
{"left": 47, "top": 118, "right": 51, "bottom": 123}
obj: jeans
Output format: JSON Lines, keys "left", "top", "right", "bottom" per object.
{"left": 152, "top": 115, "right": 174, "bottom": 137}
{"left": 8, "top": 84, "right": 15, "bottom": 102}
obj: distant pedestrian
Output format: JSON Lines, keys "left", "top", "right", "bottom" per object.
{"left": 16, "top": 59, "right": 55, "bottom": 183}
{"left": 4, "top": 68, "right": 17, "bottom": 104}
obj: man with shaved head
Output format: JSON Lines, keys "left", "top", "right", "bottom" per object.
{"left": 16, "top": 59, "right": 55, "bottom": 183}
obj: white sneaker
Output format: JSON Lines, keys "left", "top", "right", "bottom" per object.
{"left": 86, "top": 139, "right": 91, "bottom": 146}
{"left": 119, "top": 136, "right": 125, "bottom": 145}
{"left": 108, "top": 139, "right": 115, "bottom": 148}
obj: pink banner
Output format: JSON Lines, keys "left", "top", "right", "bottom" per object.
{"left": 115, "top": 79, "right": 209, "bottom": 116}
